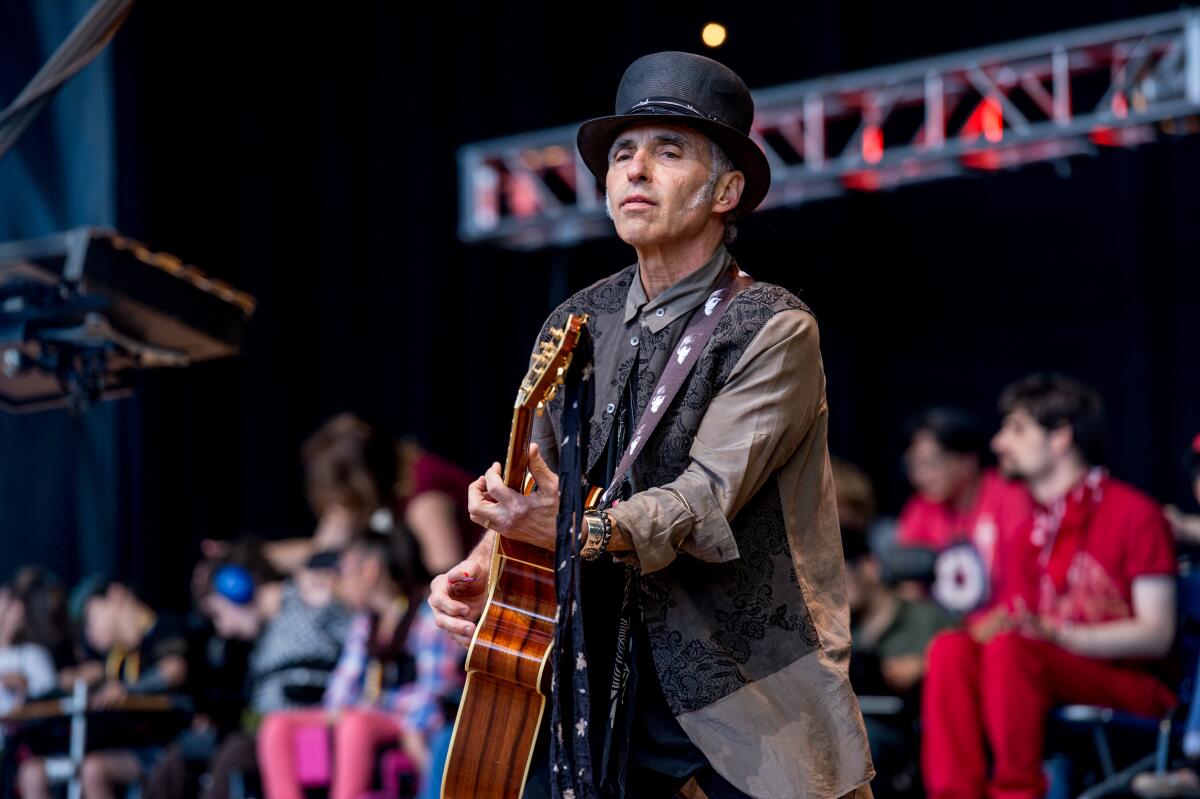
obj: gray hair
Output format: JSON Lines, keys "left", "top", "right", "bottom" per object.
{"left": 701, "top": 139, "right": 739, "bottom": 245}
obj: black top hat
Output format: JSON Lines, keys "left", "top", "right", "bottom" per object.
{"left": 577, "top": 51, "right": 771, "bottom": 214}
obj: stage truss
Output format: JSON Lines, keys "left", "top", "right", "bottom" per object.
{"left": 458, "top": 10, "right": 1200, "bottom": 250}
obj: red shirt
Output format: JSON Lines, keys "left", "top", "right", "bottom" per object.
{"left": 1027, "top": 471, "right": 1175, "bottom": 625}
{"left": 399, "top": 450, "right": 484, "bottom": 557}
{"left": 897, "top": 469, "right": 1034, "bottom": 600}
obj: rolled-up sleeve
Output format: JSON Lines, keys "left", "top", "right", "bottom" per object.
{"left": 607, "top": 309, "right": 824, "bottom": 574}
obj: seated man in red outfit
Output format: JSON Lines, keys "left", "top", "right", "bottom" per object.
{"left": 921, "top": 374, "right": 1177, "bottom": 799}
{"left": 897, "top": 408, "right": 1033, "bottom": 613}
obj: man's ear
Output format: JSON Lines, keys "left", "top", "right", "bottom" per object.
{"left": 1048, "top": 424, "right": 1075, "bottom": 458}
{"left": 713, "top": 170, "right": 744, "bottom": 214}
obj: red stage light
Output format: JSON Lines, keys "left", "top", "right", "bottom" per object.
{"left": 862, "top": 125, "right": 884, "bottom": 164}
{"left": 982, "top": 96, "right": 1004, "bottom": 143}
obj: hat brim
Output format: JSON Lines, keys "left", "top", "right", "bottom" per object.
{"left": 576, "top": 113, "right": 771, "bottom": 215}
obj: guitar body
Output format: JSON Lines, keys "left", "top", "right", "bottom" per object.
{"left": 442, "top": 540, "right": 555, "bottom": 798}
{"left": 442, "top": 316, "right": 586, "bottom": 799}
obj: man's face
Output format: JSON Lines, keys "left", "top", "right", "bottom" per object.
{"left": 604, "top": 124, "right": 733, "bottom": 248}
{"left": 336, "top": 550, "right": 373, "bottom": 610}
{"left": 992, "top": 408, "right": 1055, "bottom": 482}
{"left": 904, "top": 431, "right": 978, "bottom": 504}
{"left": 85, "top": 594, "right": 118, "bottom": 653}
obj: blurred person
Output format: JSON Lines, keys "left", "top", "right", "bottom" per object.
{"left": 240, "top": 551, "right": 352, "bottom": 712}
{"left": 1130, "top": 434, "right": 1200, "bottom": 798}
{"left": 839, "top": 463, "right": 954, "bottom": 798}
{"left": 922, "top": 375, "right": 1177, "bottom": 799}
{"left": 846, "top": 535, "right": 955, "bottom": 701}
{"left": 208, "top": 414, "right": 480, "bottom": 578}
{"left": 0, "top": 569, "right": 73, "bottom": 798}
{"left": 146, "top": 555, "right": 353, "bottom": 799}
{"left": 1165, "top": 433, "right": 1200, "bottom": 544}
{"left": 0, "top": 580, "right": 58, "bottom": 717}
{"left": 833, "top": 457, "right": 877, "bottom": 537}
{"left": 897, "top": 408, "right": 1034, "bottom": 612}
{"left": 18, "top": 579, "right": 189, "bottom": 799}
{"left": 256, "top": 531, "right": 460, "bottom": 799}
{"left": 9, "top": 567, "right": 73, "bottom": 672}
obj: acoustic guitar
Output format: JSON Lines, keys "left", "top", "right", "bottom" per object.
{"left": 442, "top": 314, "right": 587, "bottom": 799}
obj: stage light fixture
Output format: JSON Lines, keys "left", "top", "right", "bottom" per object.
{"left": 702, "top": 23, "right": 726, "bottom": 48}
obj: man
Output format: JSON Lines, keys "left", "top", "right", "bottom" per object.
{"left": 20, "top": 579, "right": 189, "bottom": 799}
{"left": 921, "top": 375, "right": 1177, "bottom": 799}
{"left": 429, "top": 51, "right": 873, "bottom": 799}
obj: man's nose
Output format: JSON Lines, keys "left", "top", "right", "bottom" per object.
{"left": 625, "top": 148, "right": 650, "bottom": 181}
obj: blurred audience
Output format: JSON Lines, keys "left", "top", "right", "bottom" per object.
{"left": 19, "top": 578, "right": 189, "bottom": 799}
{"left": 922, "top": 374, "right": 1177, "bottom": 799}
{"left": 256, "top": 530, "right": 461, "bottom": 799}
{"left": 213, "top": 413, "right": 481, "bottom": 578}
{"left": 146, "top": 552, "right": 353, "bottom": 799}
{"left": 1132, "top": 433, "right": 1200, "bottom": 798}
{"left": 1166, "top": 433, "right": 1200, "bottom": 545}
{"left": 0, "top": 578, "right": 58, "bottom": 718}
{"left": 3, "top": 397, "right": 1195, "bottom": 799}
{"left": 837, "top": 459, "right": 954, "bottom": 798}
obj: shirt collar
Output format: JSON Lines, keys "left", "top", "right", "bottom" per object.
{"left": 623, "top": 245, "right": 732, "bottom": 332}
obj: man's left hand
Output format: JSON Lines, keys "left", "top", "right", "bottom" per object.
{"left": 467, "top": 443, "right": 559, "bottom": 550}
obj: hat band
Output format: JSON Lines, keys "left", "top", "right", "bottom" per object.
{"left": 624, "top": 96, "right": 725, "bottom": 124}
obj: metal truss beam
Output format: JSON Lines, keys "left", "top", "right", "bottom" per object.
{"left": 459, "top": 10, "right": 1200, "bottom": 250}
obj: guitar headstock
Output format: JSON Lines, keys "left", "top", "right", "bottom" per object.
{"left": 515, "top": 314, "right": 586, "bottom": 413}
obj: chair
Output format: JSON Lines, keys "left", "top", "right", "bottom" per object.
{"left": 1047, "top": 558, "right": 1200, "bottom": 799}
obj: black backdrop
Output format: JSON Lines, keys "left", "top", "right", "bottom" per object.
{"left": 7, "top": 0, "right": 1200, "bottom": 608}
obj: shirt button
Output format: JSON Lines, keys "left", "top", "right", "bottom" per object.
{"left": 605, "top": 403, "right": 616, "bottom": 415}
{"left": 655, "top": 308, "right": 665, "bottom": 317}
{"left": 630, "top": 335, "right": 639, "bottom": 346}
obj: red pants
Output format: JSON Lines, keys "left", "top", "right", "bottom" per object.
{"left": 257, "top": 708, "right": 404, "bottom": 799}
{"left": 922, "top": 630, "right": 1175, "bottom": 799}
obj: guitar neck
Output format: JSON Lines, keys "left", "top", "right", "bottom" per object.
{"left": 502, "top": 405, "right": 534, "bottom": 492}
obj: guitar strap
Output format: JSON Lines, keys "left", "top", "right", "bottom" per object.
{"left": 597, "top": 262, "right": 755, "bottom": 509}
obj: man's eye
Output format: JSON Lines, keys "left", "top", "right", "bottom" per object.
{"left": 612, "top": 152, "right": 631, "bottom": 162}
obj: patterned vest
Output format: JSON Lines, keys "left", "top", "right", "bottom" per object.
{"left": 539, "top": 265, "right": 822, "bottom": 715}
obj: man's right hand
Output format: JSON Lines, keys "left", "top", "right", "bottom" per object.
{"left": 429, "top": 544, "right": 492, "bottom": 649}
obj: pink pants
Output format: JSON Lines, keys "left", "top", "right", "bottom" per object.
{"left": 257, "top": 708, "right": 403, "bottom": 799}
{"left": 922, "top": 630, "right": 1176, "bottom": 799}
